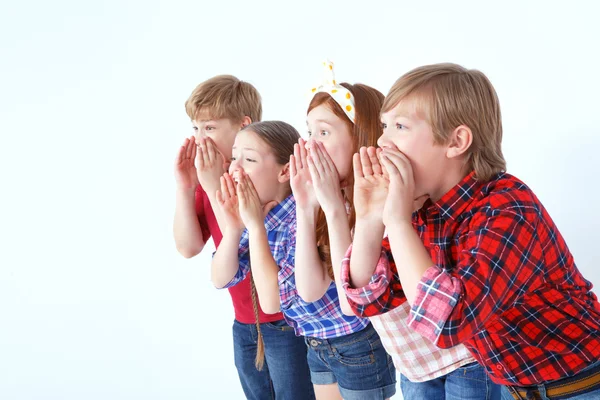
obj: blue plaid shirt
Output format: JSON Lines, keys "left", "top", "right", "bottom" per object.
{"left": 223, "top": 194, "right": 368, "bottom": 339}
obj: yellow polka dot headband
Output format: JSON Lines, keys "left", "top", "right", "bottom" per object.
{"left": 310, "top": 60, "right": 355, "bottom": 123}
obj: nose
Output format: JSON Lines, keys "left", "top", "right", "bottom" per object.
{"left": 229, "top": 159, "right": 243, "bottom": 175}
{"left": 377, "top": 132, "right": 391, "bottom": 149}
{"left": 305, "top": 138, "right": 319, "bottom": 151}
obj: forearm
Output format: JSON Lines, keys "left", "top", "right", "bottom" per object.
{"left": 295, "top": 209, "right": 331, "bottom": 302}
{"left": 348, "top": 216, "right": 386, "bottom": 288}
{"left": 248, "top": 225, "right": 282, "bottom": 314}
{"left": 173, "top": 186, "right": 205, "bottom": 258}
{"left": 387, "top": 221, "right": 432, "bottom": 305}
{"left": 211, "top": 228, "right": 243, "bottom": 288}
{"left": 204, "top": 191, "right": 227, "bottom": 233}
{"left": 324, "top": 206, "right": 354, "bottom": 315}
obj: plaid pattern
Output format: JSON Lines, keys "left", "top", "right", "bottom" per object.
{"left": 342, "top": 242, "right": 475, "bottom": 381}
{"left": 225, "top": 194, "right": 369, "bottom": 339}
{"left": 348, "top": 172, "right": 600, "bottom": 386}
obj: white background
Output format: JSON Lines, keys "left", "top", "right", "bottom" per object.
{"left": 1, "top": 1, "right": 599, "bottom": 399}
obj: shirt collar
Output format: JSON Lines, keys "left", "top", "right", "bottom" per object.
{"left": 422, "top": 171, "right": 486, "bottom": 222}
{"left": 264, "top": 194, "right": 296, "bottom": 231}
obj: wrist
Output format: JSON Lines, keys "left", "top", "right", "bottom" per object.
{"left": 297, "top": 207, "right": 319, "bottom": 223}
{"left": 224, "top": 226, "right": 244, "bottom": 237}
{"left": 321, "top": 197, "right": 346, "bottom": 218}
{"left": 176, "top": 185, "right": 197, "bottom": 196}
{"left": 247, "top": 222, "right": 266, "bottom": 235}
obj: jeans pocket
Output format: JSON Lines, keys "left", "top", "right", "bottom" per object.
{"left": 331, "top": 338, "right": 376, "bottom": 367}
{"left": 264, "top": 319, "right": 294, "bottom": 332}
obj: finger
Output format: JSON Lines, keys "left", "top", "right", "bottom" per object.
{"left": 367, "top": 147, "right": 382, "bottom": 175}
{"left": 185, "top": 137, "right": 193, "bottom": 159}
{"left": 307, "top": 154, "right": 321, "bottom": 181}
{"left": 176, "top": 143, "right": 186, "bottom": 164}
{"left": 205, "top": 137, "right": 216, "bottom": 164}
{"left": 244, "top": 173, "right": 260, "bottom": 200}
{"left": 377, "top": 148, "right": 389, "bottom": 178}
{"left": 359, "top": 147, "right": 374, "bottom": 176}
{"left": 308, "top": 146, "right": 325, "bottom": 179}
{"left": 294, "top": 143, "right": 303, "bottom": 170}
{"left": 317, "top": 142, "right": 336, "bottom": 173}
{"left": 224, "top": 173, "right": 236, "bottom": 199}
{"left": 200, "top": 138, "right": 211, "bottom": 168}
{"left": 220, "top": 176, "right": 229, "bottom": 200}
{"left": 299, "top": 138, "right": 309, "bottom": 170}
{"left": 196, "top": 139, "right": 205, "bottom": 169}
{"left": 216, "top": 189, "right": 224, "bottom": 205}
{"left": 263, "top": 200, "right": 278, "bottom": 216}
{"left": 353, "top": 153, "right": 364, "bottom": 179}
{"left": 380, "top": 152, "right": 403, "bottom": 182}
{"left": 382, "top": 149, "right": 413, "bottom": 184}
{"left": 290, "top": 155, "right": 297, "bottom": 177}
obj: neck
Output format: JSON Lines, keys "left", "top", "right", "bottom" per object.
{"left": 429, "top": 165, "right": 471, "bottom": 203}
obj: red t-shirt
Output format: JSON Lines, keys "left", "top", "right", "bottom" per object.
{"left": 195, "top": 185, "right": 284, "bottom": 324}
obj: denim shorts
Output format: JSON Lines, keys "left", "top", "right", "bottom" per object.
{"left": 304, "top": 323, "right": 396, "bottom": 400}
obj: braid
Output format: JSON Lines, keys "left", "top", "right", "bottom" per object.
{"left": 250, "top": 273, "right": 265, "bottom": 370}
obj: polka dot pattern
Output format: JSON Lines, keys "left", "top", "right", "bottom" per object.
{"left": 309, "top": 59, "right": 356, "bottom": 123}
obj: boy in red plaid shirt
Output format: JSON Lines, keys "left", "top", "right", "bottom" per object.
{"left": 342, "top": 63, "right": 600, "bottom": 399}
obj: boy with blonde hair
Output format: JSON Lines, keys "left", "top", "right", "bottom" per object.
{"left": 342, "top": 63, "right": 600, "bottom": 399}
{"left": 173, "top": 75, "right": 313, "bottom": 399}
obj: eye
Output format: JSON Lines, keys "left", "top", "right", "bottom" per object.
{"left": 245, "top": 158, "right": 257, "bottom": 163}
{"left": 320, "top": 130, "right": 329, "bottom": 137}
{"left": 205, "top": 126, "right": 216, "bottom": 131}
{"left": 381, "top": 123, "right": 387, "bottom": 130}
{"left": 230, "top": 156, "right": 237, "bottom": 161}
{"left": 307, "top": 131, "right": 312, "bottom": 137}
{"left": 396, "top": 123, "right": 406, "bottom": 130}
{"left": 193, "top": 126, "right": 199, "bottom": 131}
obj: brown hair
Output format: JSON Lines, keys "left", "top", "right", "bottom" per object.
{"left": 307, "top": 83, "right": 384, "bottom": 279}
{"left": 185, "top": 75, "right": 262, "bottom": 123}
{"left": 382, "top": 63, "right": 506, "bottom": 181}
{"left": 239, "top": 120, "right": 300, "bottom": 370}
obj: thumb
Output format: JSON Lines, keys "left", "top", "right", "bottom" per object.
{"left": 263, "top": 200, "right": 279, "bottom": 216}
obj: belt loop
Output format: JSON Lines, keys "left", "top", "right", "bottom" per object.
{"left": 507, "top": 385, "right": 524, "bottom": 400}
{"left": 536, "top": 384, "right": 548, "bottom": 400}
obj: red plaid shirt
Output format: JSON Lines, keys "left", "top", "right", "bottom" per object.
{"left": 351, "top": 172, "right": 600, "bottom": 386}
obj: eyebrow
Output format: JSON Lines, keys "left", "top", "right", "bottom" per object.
{"left": 306, "top": 119, "right": 333, "bottom": 125}
{"left": 232, "top": 146, "right": 259, "bottom": 152}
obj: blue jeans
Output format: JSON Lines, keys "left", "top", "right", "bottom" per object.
{"left": 232, "top": 319, "right": 315, "bottom": 400}
{"left": 401, "top": 362, "right": 501, "bottom": 400}
{"left": 305, "top": 323, "right": 396, "bottom": 400}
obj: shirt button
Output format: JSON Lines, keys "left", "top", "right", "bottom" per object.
{"left": 496, "top": 364, "right": 503, "bottom": 370}
{"left": 310, "top": 339, "right": 318, "bottom": 347}
{"left": 434, "top": 245, "right": 440, "bottom": 252}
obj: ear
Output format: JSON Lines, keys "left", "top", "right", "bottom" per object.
{"left": 240, "top": 116, "right": 252, "bottom": 128}
{"left": 277, "top": 162, "right": 291, "bottom": 183}
{"left": 446, "top": 125, "right": 473, "bottom": 159}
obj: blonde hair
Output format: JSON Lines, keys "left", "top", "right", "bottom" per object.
{"left": 185, "top": 75, "right": 262, "bottom": 123}
{"left": 382, "top": 63, "right": 506, "bottom": 181}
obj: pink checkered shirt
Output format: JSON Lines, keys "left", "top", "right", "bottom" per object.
{"left": 341, "top": 242, "right": 475, "bottom": 382}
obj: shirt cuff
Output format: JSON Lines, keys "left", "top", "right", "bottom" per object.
{"left": 340, "top": 243, "right": 392, "bottom": 306}
{"left": 407, "top": 266, "right": 461, "bottom": 344}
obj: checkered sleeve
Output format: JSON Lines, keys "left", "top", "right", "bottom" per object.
{"left": 408, "top": 206, "right": 542, "bottom": 348}
{"left": 219, "top": 230, "right": 251, "bottom": 289}
{"left": 341, "top": 237, "right": 408, "bottom": 317}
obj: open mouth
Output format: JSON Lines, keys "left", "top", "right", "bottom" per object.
{"left": 232, "top": 170, "right": 242, "bottom": 183}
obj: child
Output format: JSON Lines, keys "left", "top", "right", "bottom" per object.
{"left": 298, "top": 61, "right": 497, "bottom": 400}
{"left": 289, "top": 61, "right": 396, "bottom": 399}
{"left": 173, "top": 77, "right": 312, "bottom": 399}
{"left": 212, "top": 119, "right": 393, "bottom": 400}
{"left": 342, "top": 63, "right": 600, "bottom": 400}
